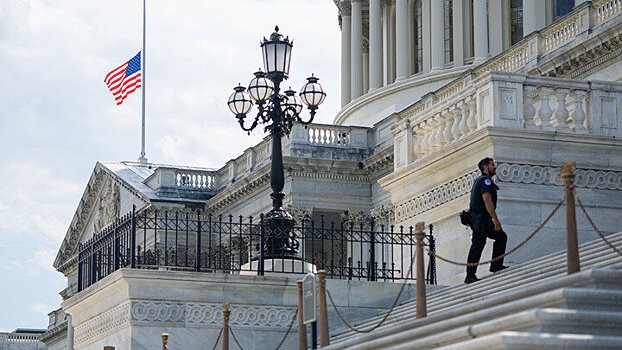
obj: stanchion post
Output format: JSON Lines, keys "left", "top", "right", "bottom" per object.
{"left": 414, "top": 222, "right": 427, "bottom": 318}
{"left": 317, "top": 270, "right": 330, "bottom": 346}
{"left": 297, "top": 281, "right": 308, "bottom": 350}
{"left": 561, "top": 162, "right": 580, "bottom": 274}
{"left": 161, "top": 333, "right": 169, "bottom": 350}
{"left": 222, "top": 303, "right": 230, "bottom": 350}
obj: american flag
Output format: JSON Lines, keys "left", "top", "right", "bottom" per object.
{"left": 104, "top": 52, "right": 142, "bottom": 105}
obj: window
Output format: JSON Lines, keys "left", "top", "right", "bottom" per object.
{"left": 554, "top": 0, "right": 574, "bottom": 20}
{"left": 444, "top": 0, "right": 454, "bottom": 64}
{"left": 510, "top": 0, "right": 523, "bottom": 45}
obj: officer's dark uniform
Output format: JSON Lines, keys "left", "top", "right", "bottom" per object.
{"left": 466, "top": 174, "right": 507, "bottom": 277}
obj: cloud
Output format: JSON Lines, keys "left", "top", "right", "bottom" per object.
{"left": 0, "top": 0, "right": 341, "bottom": 332}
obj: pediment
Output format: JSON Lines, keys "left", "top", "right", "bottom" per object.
{"left": 53, "top": 162, "right": 149, "bottom": 274}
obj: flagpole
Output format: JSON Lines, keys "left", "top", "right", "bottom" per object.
{"left": 138, "top": 0, "right": 148, "bottom": 164}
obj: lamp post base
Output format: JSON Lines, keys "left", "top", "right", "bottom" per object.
{"left": 261, "top": 208, "right": 299, "bottom": 259}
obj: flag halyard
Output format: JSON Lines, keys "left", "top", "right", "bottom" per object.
{"left": 104, "top": 52, "right": 142, "bottom": 105}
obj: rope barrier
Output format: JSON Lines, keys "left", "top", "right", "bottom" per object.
{"left": 428, "top": 198, "right": 565, "bottom": 267}
{"left": 577, "top": 196, "right": 622, "bottom": 257}
{"left": 274, "top": 310, "right": 298, "bottom": 350}
{"left": 325, "top": 245, "right": 417, "bottom": 333}
{"left": 211, "top": 327, "right": 223, "bottom": 350}
{"left": 229, "top": 327, "right": 243, "bottom": 350}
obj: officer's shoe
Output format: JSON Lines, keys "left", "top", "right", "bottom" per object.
{"left": 464, "top": 274, "right": 479, "bottom": 284}
{"left": 490, "top": 265, "right": 509, "bottom": 273}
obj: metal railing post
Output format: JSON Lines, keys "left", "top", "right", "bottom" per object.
{"left": 562, "top": 161, "right": 580, "bottom": 274}
{"left": 222, "top": 303, "right": 230, "bottom": 350}
{"left": 131, "top": 205, "right": 136, "bottom": 268}
{"left": 415, "top": 222, "right": 427, "bottom": 318}
{"left": 195, "top": 211, "right": 202, "bottom": 272}
{"left": 317, "top": 270, "right": 330, "bottom": 346}
{"left": 259, "top": 214, "right": 265, "bottom": 276}
{"left": 369, "top": 220, "right": 376, "bottom": 281}
{"left": 297, "top": 280, "right": 307, "bottom": 350}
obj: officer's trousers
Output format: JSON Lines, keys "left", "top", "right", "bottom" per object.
{"left": 466, "top": 222, "right": 507, "bottom": 276}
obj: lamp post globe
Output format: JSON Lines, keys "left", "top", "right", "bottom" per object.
{"left": 227, "top": 26, "right": 325, "bottom": 263}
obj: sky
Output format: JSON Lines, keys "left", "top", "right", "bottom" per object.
{"left": 0, "top": 0, "right": 341, "bottom": 332}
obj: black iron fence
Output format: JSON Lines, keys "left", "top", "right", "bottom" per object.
{"left": 77, "top": 207, "right": 436, "bottom": 292}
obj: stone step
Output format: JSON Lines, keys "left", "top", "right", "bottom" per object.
{"left": 438, "top": 332, "right": 622, "bottom": 350}
{"left": 399, "top": 305, "right": 622, "bottom": 349}
{"left": 330, "top": 231, "right": 622, "bottom": 340}
{"left": 330, "top": 284, "right": 622, "bottom": 349}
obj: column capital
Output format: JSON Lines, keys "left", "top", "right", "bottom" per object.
{"left": 382, "top": 0, "right": 396, "bottom": 9}
{"left": 340, "top": 0, "right": 352, "bottom": 17}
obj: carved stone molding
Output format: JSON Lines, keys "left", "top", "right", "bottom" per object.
{"left": 370, "top": 203, "right": 395, "bottom": 225}
{"left": 341, "top": 209, "right": 373, "bottom": 226}
{"left": 288, "top": 206, "right": 313, "bottom": 222}
{"left": 74, "top": 302, "right": 131, "bottom": 347}
{"left": 395, "top": 163, "right": 622, "bottom": 222}
{"left": 497, "top": 163, "right": 622, "bottom": 190}
{"left": 395, "top": 170, "right": 479, "bottom": 222}
{"left": 130, "top": 300, "right": 296, "bottom": 329}
{"left": 208, "top": 172, "right": 271, "bottom": 214}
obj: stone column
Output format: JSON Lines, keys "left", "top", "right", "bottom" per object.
{"left": 430, "top": 0, "right": 444, "bottom": 70}
{"left": 351, "top": 0, "right": 364, "bottom": 99}
{"left": 363, "top": 40, "right": 370, "bottom": 93}
{"left": 452, "top": 0, "right": 465, "bottom": 67}
{"left": 396, "top": 0, "right": 410, "bottom": 79}
{"left": 67, "top": 315, "right": 74, "bottom": 350}
{"left": 473, "top": 0, "right": 488, "bottom": 64}
{"left": 523, "top": 0, "right": 547, "bottom": 36}
{"left": 421, "top": 0, "right": 431, "bottom": 72}
{"left": 369, "top": 0, "right": 383, "bottom": 90}
{"left": 340, "top": 2, "right": 352, "bottom": 107}
{"left": 383, "top": 0, "right": 396, "bottom": 84}
{"left": 488, "top": 0, "right": 504, "bottom": 56}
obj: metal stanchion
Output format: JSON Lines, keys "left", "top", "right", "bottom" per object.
{"left": 222, "top": 303, "right": 230, "bottom": 350}
{"left": 297, "top": 281, "right": 308, "bottom": 350}
{"left": 561, "top": 162, "right": 580, "bottom": 274}
{"left": 414, "top": 222, "right": 427, "bottom": 318}
{"left": 161, "top": 333, "right": 169, "bottom": 350}
{"left": 317, "top": 270, "right": 330, "bottom": 347}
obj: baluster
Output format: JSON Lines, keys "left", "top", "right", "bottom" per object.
{"left": 450, "top": 106, "right": 462, "bottom": 140}
{"left": 569, "top": 89, "right": 588, "bottom": 133}
{"left": 432, "top": 114, "right": 443, "bottom": 150}
{"left": 458, "top": 101, "right": 469, "bottom": 136}
{"left": 424, "top": 118, "right": 435, "bottom": 153}
{"left": 523, "top": 85, "right": 537, "bottom": 129}
{"left": 441, "top": 109, "right": 454, "bottom": 145}
{"left": 413, "top": 122, "right": 424, "bottom": 157}
{"left": 535, "top": 87, "right": 553, "bottom": 130}
{"left": 552, "top": 88, "right": 569, "bottom": 131}
{"left": 466, "top": 97, "right": 478, "bottom": 132}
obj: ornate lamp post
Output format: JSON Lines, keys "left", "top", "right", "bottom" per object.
{"left": 227, "top": 26, "right": 326, "bottom": 260}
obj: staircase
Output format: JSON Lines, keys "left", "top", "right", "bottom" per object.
{"left": 325, "top": 232, "right": 622, "bottom": 349}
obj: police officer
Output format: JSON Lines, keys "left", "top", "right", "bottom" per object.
{"left": 465, "top": 157, "right": 508, "bottom": 284}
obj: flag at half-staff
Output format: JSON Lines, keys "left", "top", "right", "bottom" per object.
{"left": 104, "top": 52, "right": 142, "bottom": 105}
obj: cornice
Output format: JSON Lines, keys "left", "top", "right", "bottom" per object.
{"left": 38, "top": 322, "right": 68, "bottom": 344}
{"left": 536, "top": 23, "right": 622, "bottom": 79}
{"left": 207, "top": 165, "right": 271, "bottom": 214}
{"left": 362, "top": 147, "right": 394, "bottom": 175}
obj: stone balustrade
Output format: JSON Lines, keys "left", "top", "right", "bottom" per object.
{"left": 474, "top": 0, "right": 620, "bottom": 78}
{"left": 144, "top": 166, "right": 218, "bottom": 199}
{"left": 288, "top": 122, "right": 370, "bottom": 149}
{"left": 394, "top": 71, "right": 622, "bottom": 170}
{"left": 0, "top": 332, "right": 41, "bottom": 343}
